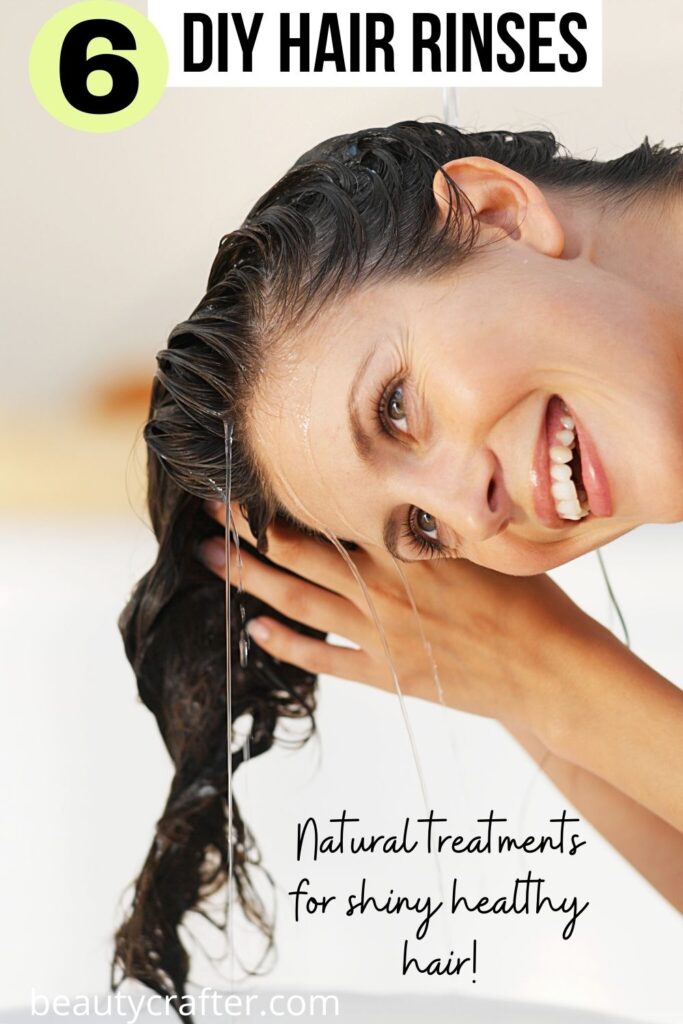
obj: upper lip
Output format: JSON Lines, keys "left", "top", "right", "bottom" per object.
{"left": 531, "top": 395, "right": 612, "bottom": 529}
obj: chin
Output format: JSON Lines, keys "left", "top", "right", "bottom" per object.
{"left": 476, "top": 522, "right": 638, "bottom": 577}
{"left": 651, "top": 499, "right": 683, "bottom": 525}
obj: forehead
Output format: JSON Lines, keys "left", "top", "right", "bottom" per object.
{"left": 249, "top": 279, "right": 412, "bottom": 533}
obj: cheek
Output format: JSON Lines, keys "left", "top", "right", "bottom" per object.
{"left": 432, "top": 300, "right": 562, "bottom": 406}
{"left": 474, "top": 268, "right": 609, "bottom": 382}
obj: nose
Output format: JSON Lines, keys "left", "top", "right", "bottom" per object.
{"left": 411, "top": 447, "right": 512, "bottom": 545}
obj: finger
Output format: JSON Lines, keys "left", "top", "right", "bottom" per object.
{"left": 228, "top": 502, "right": 256, "bottom": 540}
{"left": 205, "top": 500, "right": 372, "bottom": 607}
{"left": 199, "top": 536, "right": 369, "bottom": 644}
{"left": 246, "top": 617, "right": 379, "bottom": 684}
{"left": 205, "top": 500, "right": 257, "bottom": 543}
{"left": 257, "top": 520, "right": 370, "bottom": 604}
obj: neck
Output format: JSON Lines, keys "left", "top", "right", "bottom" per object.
{"left": 551, "top": 186, "right": 683, "bottom": 313}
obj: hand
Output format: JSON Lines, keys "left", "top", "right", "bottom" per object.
{"left": 199, "top": 502, "right": 608, "bottom": 743}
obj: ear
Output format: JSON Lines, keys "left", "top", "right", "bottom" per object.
{"left": 432, "top": 156, "right": 565, "bottom": 257}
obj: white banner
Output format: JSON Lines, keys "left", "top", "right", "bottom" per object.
{"left": 147, "top": 0, "right": 602, "bottom": 87}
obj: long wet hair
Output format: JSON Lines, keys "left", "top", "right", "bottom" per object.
{"left": 111, "top": 120, "right": 683, "bottom": 1008}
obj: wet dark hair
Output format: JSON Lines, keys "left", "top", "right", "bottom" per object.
{"left": 111, "top": 120, "right": 683, "bottom": 1010}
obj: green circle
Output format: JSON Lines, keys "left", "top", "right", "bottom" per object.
{"left": 29, "top": 1, "right": 168, "bottom": 132}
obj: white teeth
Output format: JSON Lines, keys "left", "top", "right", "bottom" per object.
{"left": 551, "top": 480, "right": 578, "bottom": 501}
{"left": 550, "top": 463, "right": 572, "bottom": 481}
{"left": 548, "top": 410, "right": 590, "bottom": 521}
{"left": 557, "top": 499, "right": 584, "bottom": 519}
{"left": 549, "top": 445, "right": 573, "bottom": 464}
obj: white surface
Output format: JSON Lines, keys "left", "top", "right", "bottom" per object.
{"left": 1, "top": 516, "right": 682, "bottom": 1021}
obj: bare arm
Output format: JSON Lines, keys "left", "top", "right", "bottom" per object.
{"left": 503, "top": 719, "right": 683, "bottom": 911}
{"left": 536, "top": 615, "right": 683, "bottom": 834}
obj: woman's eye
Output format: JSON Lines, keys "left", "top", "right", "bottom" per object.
{"left": 404, "top": 507, "right": 442, "bottom": 558}
{"left": 415, "top": 509, "right": 438, "bottom": 539}
{"left": 386, "top": 386, "right": 409, "bottom": 433}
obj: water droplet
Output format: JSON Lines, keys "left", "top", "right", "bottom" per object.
{"left": 239, "top": 629, "right": 249, "bottom": 668}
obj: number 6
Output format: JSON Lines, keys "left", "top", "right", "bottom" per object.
{"left": 59, "top": 18, "right": 139, "bottom": 114}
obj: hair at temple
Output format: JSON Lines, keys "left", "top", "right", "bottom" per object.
{"left": 111, "top": 119, "right": 683, "bottom": 1017}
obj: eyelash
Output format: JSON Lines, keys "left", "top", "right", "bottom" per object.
{"left": 374, "top": 376, "right": 445, "bottom": 559}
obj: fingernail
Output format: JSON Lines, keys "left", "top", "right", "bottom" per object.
{"left": 198, "top": 537, "right": 225, "bottom": 569}
{"left": 247, "top": 618, "right": 270, "bottom": 643}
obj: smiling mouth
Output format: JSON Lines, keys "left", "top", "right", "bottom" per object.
{"left": 546, "top": 396, "right": 589, "bottom": 521}
{"left": 532, "top": 394, "right": 602, "bottom": 530}
{"left": 530, "top": 394, "right": 613, "bottom": 533}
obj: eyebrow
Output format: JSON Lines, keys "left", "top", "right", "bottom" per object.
{"left": 347, "top": 350, "right": 412, "bottom": 562}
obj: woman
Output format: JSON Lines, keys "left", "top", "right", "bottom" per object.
{"left": 112, "top": 121, "right": 683, "bottom": 1006}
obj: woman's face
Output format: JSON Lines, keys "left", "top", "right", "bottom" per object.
{"left": 249, "top": 201, "right": 683, "bottom": 576}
